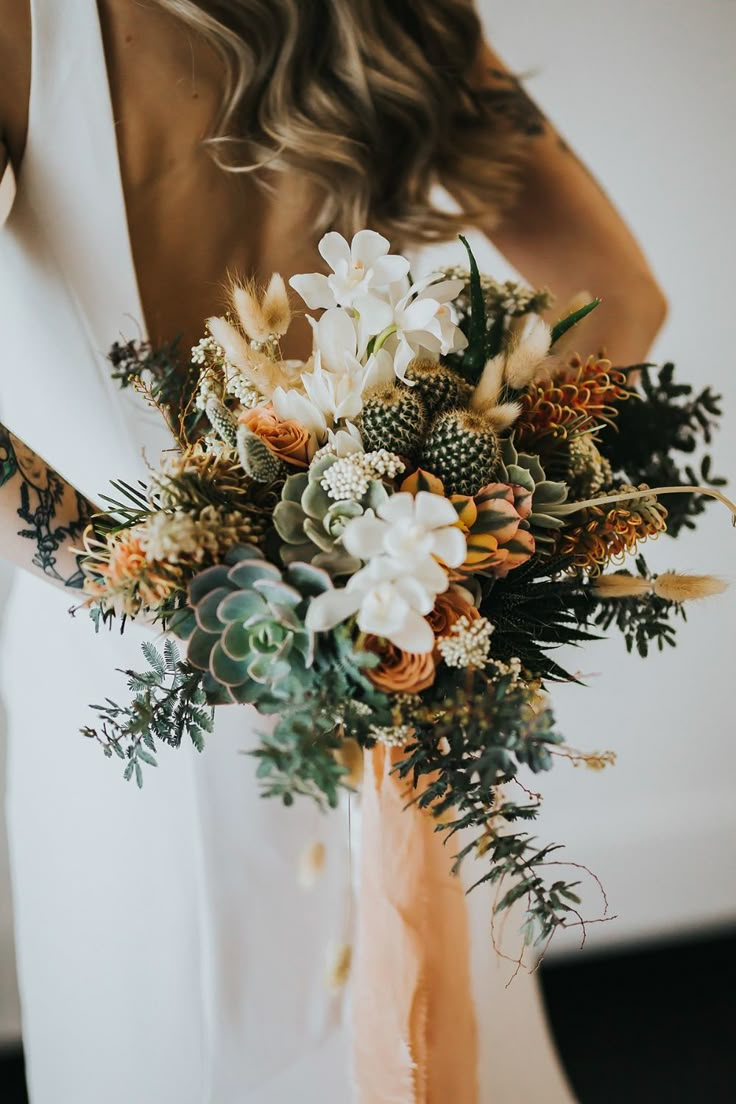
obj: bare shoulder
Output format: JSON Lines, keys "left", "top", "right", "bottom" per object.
{"left": 0, "top": 0, "right": 31, "bottom": 169}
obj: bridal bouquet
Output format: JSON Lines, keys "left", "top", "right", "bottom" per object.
{"left": 80, "top": 230, "right": 732, "bottom": 945}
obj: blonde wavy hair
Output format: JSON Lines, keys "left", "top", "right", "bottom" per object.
{"left": 156, "top": 0, "right": 525, "bottom": 245}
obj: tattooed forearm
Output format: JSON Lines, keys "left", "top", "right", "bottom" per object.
{"left": 0, "top": 424, "right": 95, "bottom": 588}
{"left": 477, "top": 67, "right": 547, "bottom": 138}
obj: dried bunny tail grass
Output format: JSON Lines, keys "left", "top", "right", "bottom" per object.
{"left": 298, "top": 841, "right": 326, "bottom": 889}
{"left": 592, "top": 574, "right": 654, "bottom": 599}
{"left": 480, "top": 401, "right": 523, "bottom": 431}
{"left": 653, "top": 573, "right": 728, "bottom": 603}
{"left": 503, "top": 314, "right": 553, "bottom": 390}
{"left": 470, "top": 354, "right": 505, "bottom": 411}
{"left": 207, "top": 315, "right": 251, "bottom": 371}
{"left": 232, "top": 274, "right": 291, "bottom": 341}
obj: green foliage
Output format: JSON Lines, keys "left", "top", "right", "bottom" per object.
{"left": 481, "top": 554, "right": 597, "bottom": 681}
{"left": 599, "top": 363, "right": 726, "bottom": 536}
{"left": 109, "top": 337, "right": 204, "bottom": 442}
{"left": 457, "top": 234, "right": 487, "bottom": 383}
{"left": 81, "top": 640, "right": 213, "bottom": 786}
{"left": 393, "top": 667, "right": 582, "bottom": 945}
{"left": 549, "top": 299, "right": 600, "bottom": 346}
{"left": 591, "top": 556, "right": 687, "bottom": 656}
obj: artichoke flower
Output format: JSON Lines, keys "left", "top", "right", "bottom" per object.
{"left": 273, "top": 454, "right": 390, "bottom": 577}
{"left": 175, "top": 544, "right": 332, "bottom": 706}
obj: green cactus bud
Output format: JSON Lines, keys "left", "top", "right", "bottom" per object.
{"left": 420, "top": 409, "right": 501, "bottom": 496}
{"left": 359, "top": 384, "right": 427, "bottom": 461}
{"left": 404, "top": 358, "right": 473, "bottom": 417}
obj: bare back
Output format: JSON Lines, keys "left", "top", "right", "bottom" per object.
{"left": 4, "top": 0, "right": 326, "bottom": 357}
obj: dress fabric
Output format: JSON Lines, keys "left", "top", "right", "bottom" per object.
{"left": 0, "top": 2, "right": 577, "bottom": 1101}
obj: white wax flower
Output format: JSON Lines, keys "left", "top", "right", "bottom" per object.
{"left": 305, "top": 558, "right": 437, "bottom": 653}
{"left": 342, "top": 491, "right": 467, "bottom": 575}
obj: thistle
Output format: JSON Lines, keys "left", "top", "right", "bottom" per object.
{"left": 358, "top": 384, "right": 428, "bottom": 460}
{"left": 420, "top": 409, "right": 501, "bottom": 496}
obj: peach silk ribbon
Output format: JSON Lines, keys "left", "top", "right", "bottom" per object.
{"left": 352, "top": 744, "right": 479, "bottom": 1103}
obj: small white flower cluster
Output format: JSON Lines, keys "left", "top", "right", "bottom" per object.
{"left": 194, "top": 373, "right": 218, "bottom": 413}
{"left": 191, "top": 335, "right": 223, "bottom": 366}
{"left": 368, "top": 723, "right": 414, "bottom": 748}
{"left": 488, "top": 656, "right": 523, "bottom": 684}
{"left": 436, "top": 615, "right": 494, "bottom": 669}
{"left": 320, "top": 450, "right": 405, "bottom": 501}
{"left": 225, "top": 371, "right": 261, "bottom": 408}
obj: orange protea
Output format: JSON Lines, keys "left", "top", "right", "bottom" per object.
{"left": 82, "top": 528, "right": 182, "bottom": 614}
{"left": 515, "top": 353, "right": 629, "bottom": 460}
{"left": 558, "top": 485, "right": 668, "bottom": 574}
{"left": 362, "top": 635, "right": 436, "bottom": 694}
{"left": 450, "top": 482, "right": 535, "bottom": 579}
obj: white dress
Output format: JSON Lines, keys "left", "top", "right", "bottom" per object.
{"left": 0, "top": 2, "right": 577, "bottom": 1101}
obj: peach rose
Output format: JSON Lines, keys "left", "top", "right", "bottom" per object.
{"left": 238, "top": 403, "right": 310, "bottom": 468}
{"left": 363, "top": 635, "right": 436, "bottom": 694}
{"left": 427, "top": 587, "right": 481, "bottom": 639}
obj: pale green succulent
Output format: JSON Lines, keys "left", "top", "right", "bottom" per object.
{"left": 497, "top": 435, "right": 569, "bottom": 546}
{"left": 176, "top": 544, "right": 331, "bottom": 706}
{"left": 273, "top": 454, "right": 390, "bottom": 576}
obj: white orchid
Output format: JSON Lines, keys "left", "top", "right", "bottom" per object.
{"left": 302, "top": 354, "right": 365, "bottom": 424}
{"left": 378, "top": 273, "right": 468, "bottom": 382}
{"left": 305, "top": 557, "right": 437, "bottom": 653}
{"left": 323, "top": 421, "right": 364, "bottom": 457}
{"left": 290, "top": 231, "right": 409, "bottom": 341}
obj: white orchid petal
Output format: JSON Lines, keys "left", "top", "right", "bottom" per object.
{"left": 356, "top": 589, "right": 410, "bottom": 638}
{"left": 412, "top": 556, "right": 450, "bottom": 594}
{"left": 306, "top": 587, "right": 361, "bottom": 632}
{"left": 400, "top": 298, "right": 441, "bottom": 331}
{"left": 377, "top": 493, "right": 414, "bottom": 526}
{"left": 288, "top": 273, "right": 336, "bottom": 311}
{"left": 314, "top": 307, "right": 359, "bottom": 371}
{"left": 319, "top": 232, "right": 352, "bottom": 273}
{"left": 429, "top": 527, "right": 467, "bottom": 568}
{"left": 342, "top": 512, "right": 388, "bottom": 559}
{"left": 272, "top": 387, "right": 328, "bottom": 438}
{"left": 353, "top": 293, "right": 394, "bottom": 337}
{"left": 414, "top": 491, "right": 460, "bottom": 529}
{"left": 392, "top": 575, "right": 436, "bottom": 615}
{"left": 391, "top": 338, "right": 416, "bottom": 383}
{"left": 417, "top": 278, "right": 466, "bottom": 303}
{"left": 388, "top": 611, "right": 435, "bottom": 654}
{"left": 350, "top": 230, "right": 391, "bottom": 267}
{"left": 371, "top": 254, "right": 411, "bottom": 285}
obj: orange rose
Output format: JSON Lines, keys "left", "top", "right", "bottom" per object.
{"left": 363, "top": 635, "right": 436, "bottom": 694}
{"left": 238, "top": 403, "right": 310, "bottom": 468}
{"left": 427, "top": 587, "right": 481, "bottom": 639}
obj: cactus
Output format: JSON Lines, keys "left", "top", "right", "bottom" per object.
{"left": 359, "top": 384, "right": 427, "bottom": 461}
{"left": 420, "top": 409, "right": 501, "bottom": 496}
{"left": 404, "top": 358, "right": 473, "bottom": 418}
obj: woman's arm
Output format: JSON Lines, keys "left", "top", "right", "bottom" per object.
{"left": 471, "top": 42, "right": 667, "bottom": 365}
{"left": 0, "top": 424, "right": 95, "bottom": 589}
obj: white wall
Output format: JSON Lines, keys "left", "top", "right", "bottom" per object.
{"left": 472, "top": 0, "right": 736, "bottom": 955}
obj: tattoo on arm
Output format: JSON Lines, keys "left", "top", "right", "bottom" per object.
{"left": 0, "top": 425, "right": 94, "bottom": 588}
{"left": 478, "top": 67, "right": 547, "bottom": 138}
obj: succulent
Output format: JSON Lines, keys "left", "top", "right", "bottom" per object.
{"left": 403, "top": 358, "right": 473, "bottom": 418}
{"left": 273, "top": 454, "right": 390, "bottom": 576}
{"left": 174, "top": 544, "right": 331, "bottom": 706}
{"left": 496, "top": 435, "right": 569, "bottom": 548}
{"left": 359, "top": 384, "right": 427, "bottom": 460}
{"left": 237, "top": 424, "right": 288, "bottom": 483}
{"left": 420, "top": 408, "right": 501, "bottom": 496}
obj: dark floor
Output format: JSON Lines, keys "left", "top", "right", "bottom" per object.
{"left": 1, "top": 929, "right": 734, "bottom": 1102}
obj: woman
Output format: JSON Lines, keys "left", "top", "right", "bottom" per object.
{"left": 0, "top": 2, "right": 666, "bottom": 1101}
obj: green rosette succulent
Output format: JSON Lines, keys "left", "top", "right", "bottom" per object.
{"left": 497, "top": 435, "right": 569, "bottom": 547}
{"left": 272, "top": 454, "right": 390, "bottom": 576}
{"left": 172, "top": 544, "right": 332, "bottom": 707}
